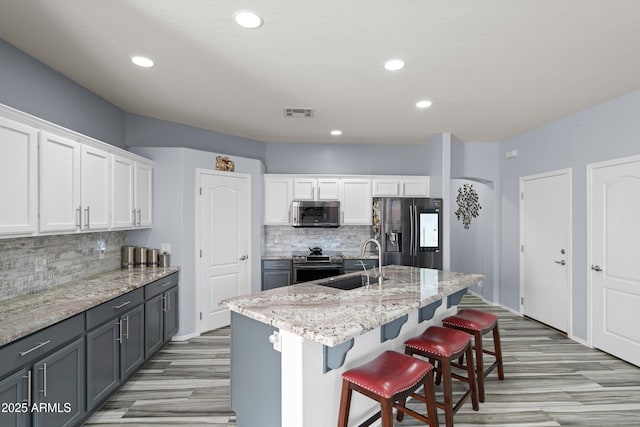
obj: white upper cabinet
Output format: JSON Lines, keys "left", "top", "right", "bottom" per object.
{"left": 111, "top": 154, "right": 135, "bottom": 229}
{"left": 340, "top": 179, "right": 372, "bottom": 225}
{"left": 0, "top": 116, "right": 38, "bottom": 235}
{"left": 81, "top": 145, "right": 110, "bottom": 230}
{"left": 40, "top": 134, "right": 110, "bottom": 232}
{"left": 112, "top": 156, "right": 152, "bottom": 229}
{"left": 372, "top": 176, "right": 429, "bottom": 197}
{"left": 39, "top": 131, "right": 81, "bottom": 232}
{"left": 264, "top": 176, "right": 293, "bottom": 225}
{"left": 293, "top": 177, "right": 340, "bottom": 200}
{"left": 134, "top": 160, "right": 152, "bottom": 227}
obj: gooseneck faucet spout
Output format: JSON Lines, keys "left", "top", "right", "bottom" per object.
{"left": 361, "top": 238, "right": 383, "bottom": 290}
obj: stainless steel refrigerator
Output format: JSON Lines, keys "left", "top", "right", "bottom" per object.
{"left": 373, "top": 197, "right": 443, "bottom": 269}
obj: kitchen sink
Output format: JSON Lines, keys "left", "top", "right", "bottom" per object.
{"left": 318, "top": 275, "right": 367, "bottom": 290}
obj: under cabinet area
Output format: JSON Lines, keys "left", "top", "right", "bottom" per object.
{"left": 262, "top": 260, "right": 292, "bottom": 290}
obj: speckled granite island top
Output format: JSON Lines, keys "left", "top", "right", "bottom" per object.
{"left": 221, "top": 265, "right": 483, "bottom": 347}
{"left": 0, "top": 266, "right": 180, "bottom": 347}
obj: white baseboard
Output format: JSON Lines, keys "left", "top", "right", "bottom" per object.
{"left": 171, "top": 331, "right": 199, "bottom": 342}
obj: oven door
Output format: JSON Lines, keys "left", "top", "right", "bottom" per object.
{"left": 293, "top": 264, "right": 343, "bottom": 283}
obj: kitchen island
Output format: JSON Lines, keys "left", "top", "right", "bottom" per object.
{"left": 221, "top": 264, "right": 483, "bottom": 427}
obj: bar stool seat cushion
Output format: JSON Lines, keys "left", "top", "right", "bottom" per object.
{"left": 442, "top": 308, "right": 497, "bottom": 332}
{"left": 404, "top": 325, "right": 472, "bottom": 358}
{"left": 342, "top": 351, "right": 433, "bottom": 399}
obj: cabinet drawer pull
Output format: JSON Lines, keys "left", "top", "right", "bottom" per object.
{"left": 160, "top": 281, "right": 173, "bottom": 288}
{"left": 19, "top": 340, "right": 51, "bottom": 357}
{"left": 114, "top": 300, "right": 131, "bottom": 310}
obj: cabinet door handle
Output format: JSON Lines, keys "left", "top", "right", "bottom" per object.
{"left": 19, "top": 340, "right": 51, "bottom": 357}
{"left": 39, "top": 363, "right": 47, "bottom": 397}
{"left": 166, "top": 293, "right": 170, "bottom": 312}
{"left": 137, "top": 209, "right": 142, "bottom": 226}
{"left": 132, "top": 209, "right": 137, "bottom": 225}
{"left": 84, "top": 206, "right": 90, "bottom": 229}
{"left": 23, "top": 371, "right": 31, "bottom": 407}
{"left": 162, "top": 295, "right": 167, "bottom": 313}
{"left": 114, "top": 300, "right": 131, "bottom": 310}
{"left": 124, "top": 315, "right": 129, "bottom": 339}
{"left": 117, "top": 320, "right": 123, "bottom": 343}
{"left": 76, "top": 206, "right": 82, "bottom": 229}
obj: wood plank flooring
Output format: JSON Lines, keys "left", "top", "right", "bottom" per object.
{"left": 84, "top": 294, "right": 640, "bottom": 426}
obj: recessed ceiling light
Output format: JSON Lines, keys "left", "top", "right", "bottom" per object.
{"left": 330, "top": 130, "right": 342, "bottom": 136}
{"left": 416, "top": 100, "right": 433, "bottom": 109}
{"left": 234, "top": 10, "right": 263, "bottom": 29}
{"left": 131, "top": 56, "right": 154, "bottom": 68}
{"left": 384, "top": 59, "right": 405, "bottom": 71}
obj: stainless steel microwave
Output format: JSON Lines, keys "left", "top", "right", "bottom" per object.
{"left": 291, "top": 200, "right": 340, "bottom": 228}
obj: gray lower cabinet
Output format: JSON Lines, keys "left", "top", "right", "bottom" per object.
{"left": 86, "top": 288, "right": 145, "bottom": 412}
{"left": 0, "top": 314, "right": 85, "bottom": 427}
{"left": 262, "top": 260, "right": 292, "bottom": 290}
{"left": 144, "top": 273, "right": 179, "bottom": 358}
{"left": 0, "top": 272, "right": 179, "bottom": 426}
{"left": 32, "top": 337, "right": 85, "bottom": 427}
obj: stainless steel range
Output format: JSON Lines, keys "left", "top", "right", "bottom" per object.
{"left": 292, "top": 248, "right": 344, "bottom": 283}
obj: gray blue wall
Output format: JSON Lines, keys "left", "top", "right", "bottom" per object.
{"left": 0, "top": 39, "right": 126, "bottom": 148}
{"left": 498, "top": 89, "right": 640, "bottom": 340}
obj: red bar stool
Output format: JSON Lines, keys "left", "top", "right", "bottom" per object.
{"left": 337, "top": 350, "right": 439, "bottom": 427}
{"left": 442, "top": 308, "right": 505, "bottom": 402}
{"left": 404, "top": 326, "right": 479, "bottom": 427}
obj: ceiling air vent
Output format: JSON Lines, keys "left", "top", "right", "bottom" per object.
{"left": 284, "top": 108, "right": 314, "bottom": 118}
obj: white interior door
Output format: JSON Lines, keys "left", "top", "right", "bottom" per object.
{"left": 589, "top": 156, "right": 640, "bottom": 367}
{"left": 198, "top": 170, "right": 250, "bottom": 332}
{"left": 520, "top": 170, "right": 571, "bottom": 332}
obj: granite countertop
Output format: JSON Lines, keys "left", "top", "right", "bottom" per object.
{"left": 221, "top": 265, "right": 483, "bottom": 347}
{"left": 0, "top": 266, "right": 180, "bottom": 347}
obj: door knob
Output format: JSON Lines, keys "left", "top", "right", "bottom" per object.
{"left": 554, "top": 260, "right": 566, "bottom": 265}
{"left": 591, "top": 264, "right": 603, "bottom": 272}
{"left": 239, "top": 255, "right": 248, "bottom": 261}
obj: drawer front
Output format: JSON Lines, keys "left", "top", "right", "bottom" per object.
{"left": 343, "top": 259, "right": 379, "bottom": 271}
{"left": 0, "top": 314, "right": 84, "bottom": 377}
{"left": 262, "top": 260, "right": 292, "bottom": 270}
{"left": 144, "top": 272, "right": 179, "bottom": 300}
{"left": 86, "top": 288, "right": 144, "bottom": 330}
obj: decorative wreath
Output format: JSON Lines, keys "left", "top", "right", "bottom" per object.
{"left": 455, "top": 183, "right": 481, "bottom": 229}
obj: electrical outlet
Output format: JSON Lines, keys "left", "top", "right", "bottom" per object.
{"left": 160, "top": 243, "right": 172, "bottom": 254}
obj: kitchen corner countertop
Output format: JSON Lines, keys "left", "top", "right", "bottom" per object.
{"left": 0, "top": 266, "right": 180, "bottom": 347}
{"left": 221, "top": 265, "right": 483, "bottom": 347}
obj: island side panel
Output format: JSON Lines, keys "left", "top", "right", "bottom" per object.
{"left": 231, "top": 312, "right": 281, "bottom": 427}
{"left": 280, "top": 302, "right": 457, "bottom": 427}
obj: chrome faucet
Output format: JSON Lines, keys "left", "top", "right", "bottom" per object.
{"left": 357, "top": 260, "right": 370, "bottom": 288}
{"left": 361, "top": 238, "right": 384, "bottom": 289}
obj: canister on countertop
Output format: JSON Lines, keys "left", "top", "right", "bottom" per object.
{"left": 158, "top": 253, "right": 170, "bottom": 268}
{"left": 122, "top": 246, "right": 136, "bottom": 268}
{"left": 134, "top": 247, "right": 148, "bottom": 266}
{"left": 147, "top": 249, "right": 159, "bottom": 267}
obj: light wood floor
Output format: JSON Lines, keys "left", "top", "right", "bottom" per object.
{"left": 84, "top": 294, "right": 640, "bottom": 426}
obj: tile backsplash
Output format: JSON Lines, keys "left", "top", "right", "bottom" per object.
{"left": 264, "top": 225, "right": 374, "bottom": 254}
{"left": 0, "top": 231, "right": 126, "bottom": 302}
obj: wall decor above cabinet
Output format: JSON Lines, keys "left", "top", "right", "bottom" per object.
{"left": 0, "top": 103, "right": 153, "bottom": 239}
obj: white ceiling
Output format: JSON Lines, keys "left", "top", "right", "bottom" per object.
{"left": 1, "top": 0, "right": 640, "bottom": 145}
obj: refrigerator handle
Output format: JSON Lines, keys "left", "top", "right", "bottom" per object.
{"left": 412, "top": 205, "right": 420, "bottom": 256}
{"left": 409, "top": 204, "right": 414, "bottom": 256}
